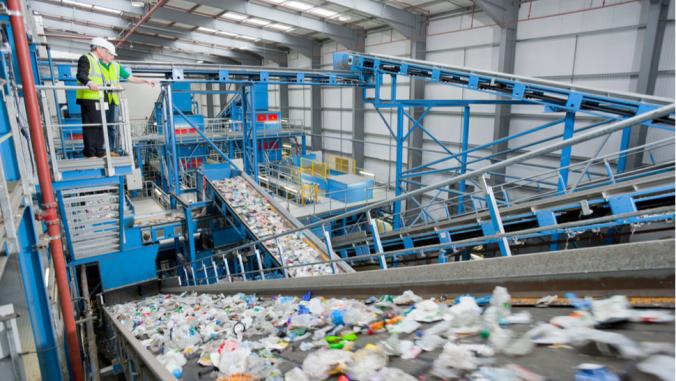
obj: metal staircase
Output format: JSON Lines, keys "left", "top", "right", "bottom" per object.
{"left": 59, "top": 185, "right": 128, "bottom": 259}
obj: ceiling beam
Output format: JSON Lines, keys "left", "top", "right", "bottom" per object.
{"left": 29, "top": 1, "right": 285, "bottom": 63}
{"left": 115, "top": 0, "right": 167, "bottom": 48}
{"left": 152, "top": 7, "right": 315, "bottom": 56}
{"left": 28, "top": 0, "right": 288, "bottom": 63}
{"left": 322, "top": 0, "right": 424, "bottom": 41}
{"left": 28, "top": 0, "right": 316, "bottom": 57}
{"left": 45, "top": 37, "right": 234, "bottom": 64}
{"left": 189, "top": 0, "right": 362, "bottom": 50}
{"left": 473, "top": 0, "right": 519, "bottom": 28}
{"left": 40, "top": 18, "right": 263, "bottom": 64}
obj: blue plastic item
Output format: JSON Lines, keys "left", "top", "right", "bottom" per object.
{"left": 331, "top": 309, "right": 345, "bottom": 326}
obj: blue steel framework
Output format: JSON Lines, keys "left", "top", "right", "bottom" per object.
{"left": 0, "top": 8, "right": 63, "bottom": 381}
{"left": 333, "top": 52, "right": 675, "bottom": 233}
{"left": 1, "top": 16, "right": 674, "bottom": 379}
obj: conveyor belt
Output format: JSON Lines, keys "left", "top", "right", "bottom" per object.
{"left": 106, "top": 240, "right": 675, "bottom": 381}
{"left": 333, "top": 171, "right": 676, "bottom": 258}
{"left": 207, "top": 174, "right": 353, "bottom": 277}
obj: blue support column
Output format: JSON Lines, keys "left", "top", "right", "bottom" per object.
{"left": 17, "top": 206, "right": 63, "bottom": 381}
{"left": 184, "top": 206, "right": 196, "bottom": 263}
{"left": 458, "top": 106, "right": 470, "bottom": 214}
{"left": 165, "top": 85, "right": 179, "bottom": 208}
{"left": 393, "top": 105, "right": 405, "bottom": 229}
{"left": 249, "top": 86, "right": 259, "bottom": 181}
{"left": 301, "top": 134, "right": 307, "bottom": 156}
{"left": 535, "top": 210, "right": 559, "bottom": 251}
{"left": 558, "top": 111, "right": 576, "bottom": 193}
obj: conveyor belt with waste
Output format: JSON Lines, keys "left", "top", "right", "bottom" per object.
{"left": 106, "top": 240, "right": 676, "bottom": 381}
{"left": 207, "top": 174, "right": 353, "bottom": 277}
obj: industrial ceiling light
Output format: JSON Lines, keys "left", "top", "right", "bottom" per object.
{"left": 131, "top": 0, "right": 144, "bottom": 7}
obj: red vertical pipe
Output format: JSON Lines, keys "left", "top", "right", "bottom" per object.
{"left": 7, "top": 1, "right": 85, "bottom": 380}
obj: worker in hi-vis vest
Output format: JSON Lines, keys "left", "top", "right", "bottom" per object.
{"left": 76, "top": 37, "right": 155, "bottom": 157}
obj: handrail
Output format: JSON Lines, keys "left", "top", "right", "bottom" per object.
{"left": 166, "top": 205, "right": 675, "bottom": 283}
{"left": 34, "top": 84, "right": 124, "bottom": 91}
{"left": 205, "top": 104, "right": 676, "bottom": 257}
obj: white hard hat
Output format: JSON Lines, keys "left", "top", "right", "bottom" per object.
{"left": 90, "top": 37, "right": 117, "bottom": 56}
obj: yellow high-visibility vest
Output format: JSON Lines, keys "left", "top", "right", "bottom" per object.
{"left": 76, "top": 54, "right": 120, "bottom": 105}
{"left": 101, "top": 61, "right": 121, "bottom": 105}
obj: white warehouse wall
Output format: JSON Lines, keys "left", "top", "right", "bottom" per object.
{"left": 285, "top": 0, "right": 675, "bottom": 190}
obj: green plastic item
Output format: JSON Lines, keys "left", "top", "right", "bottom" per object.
{"left": 342, "top": 333, "right": 358, "bottom": 342}
{"left": 329, "top": 342, "right": 345, "bottom": 350}
{"left": 480, "top": 329, "right": 490, "bottom": 339}
{"left": 325, "top": 335, "right": 341, "bottom": 344}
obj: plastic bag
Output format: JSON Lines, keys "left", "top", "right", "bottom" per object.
{"left": 157, "top": 350, "right": 187, "bottom": 379}
{"left": 433, "top": 342, "right": 479, "bottom": 372}
{"left": 371, "top": 367, "right": 418, "bottom": 381}
{"left": 347, "top": 344, "right": 388, "bottom": 380}
{"left": 448, "top": 296, "right": 481, "bottom": 328}
{"left": 212, "top": 345, "right": 252, "bottom": 376}
{"left": 393, "top": 290, "right": 422, "bottom": 305}
{"left": 302, "top": 349, "right": 353, "bottom": 381}
{"left": 504, "top": 311, "right": 531, "bottom": 325}
{"left": 637, "top": 355, "right": 675, "bottom": 381}
{"left": 567, "top": 327, "right": 643, "bottom": 359}
{"left": 387, "top": 318, "right": 420, "bottom": 334}
{"left": 415, "top": 334, "right": 446, "bottom": 352}
{"left": 285, "top": 367, "right": 309, "bottom": 381}
{"left": 590, "top": 295, "right": 632, "bottom": 322}
{"left": 527, "top": 323, "right": 570, "bottom": 345}
{"left": 407, "top": 299, "right": 443, "bottom": 322}
{"left": 490, "top": 286, "right": 511, "bottom": 319}
{"left": 399, "top": 340, "right": 422, "bottom": 360}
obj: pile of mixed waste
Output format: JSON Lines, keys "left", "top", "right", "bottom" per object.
{"left": 212, "top": 177, "right": 333, "bottom": 277}
{"left": 109, "top": 288, "right": 675, "bottom": 380}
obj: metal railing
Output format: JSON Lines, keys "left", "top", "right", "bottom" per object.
{"left": 163, "top": 104, "right": 675, "bottom": 285}
{"left": 36, "top": 84, "right": 134, "bottom": 180}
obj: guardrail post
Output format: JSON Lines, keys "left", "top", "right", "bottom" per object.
{"left": 254, "top": 248, "right": 266, "bottom": 280}
{"left": 479, "top": 175, "right": 512, "bottom": 257}
{"left": 367, "top": 211, "right": 388, "bottom": 269}
{"left": 274, "top": 238, "right": 290, "bottom": 278}
{"left": 321, "top": 225, "right": 337, "bottom": 274}
{"left": 222, "top": 255, "right": 232, "bottom": 283}
{"left": 237, "top": 252, "right": 247, "bottom": 281}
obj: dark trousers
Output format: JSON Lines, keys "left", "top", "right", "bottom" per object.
{"left": 80, "top": 101, "right": 117, "bottom": 157}
{"left": 106, "top": 104, "right": 118, "bottom": 153}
